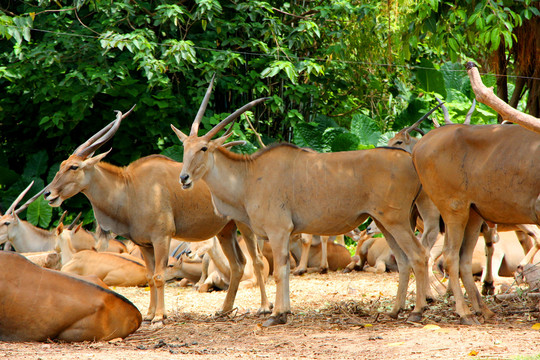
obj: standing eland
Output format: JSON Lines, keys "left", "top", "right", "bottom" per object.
{"left": 44, "top": 105, "right": 270, "bottom": 325}
{"left": 411, "top": 62, "right": 540, "bottom": 324}
{"left": 171, "top": 76, "right": 431, "bottom": 326}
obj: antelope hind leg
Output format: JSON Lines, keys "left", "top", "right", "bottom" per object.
{"left": 237, "top": 223, "right": 272, "bottom": 315}
{"left": 139, "top": 246, "right": 159, "bottom": 323}
{"left": 215, "top": 223, "right": 246, "bottom": 315}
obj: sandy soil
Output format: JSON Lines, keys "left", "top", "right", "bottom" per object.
{"left": 2, "top": 271, "right": 540, "bottom": 359}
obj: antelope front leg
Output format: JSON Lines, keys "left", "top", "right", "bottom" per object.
{"left": 319, "top": 235, "right": 329, "bottom": 274}
{"left": 139, "top": 246, "right": 158, "bottom": 322}
{"left": 443, "top": 221, "right": 480, "bottom": 325}
{"left": 380, "top": 233, "right": 412, "bottom": 319}
{"left": 264, "top": 230, "right": 292, "bottom": 327}
{"left": 215, "top": 222, "right": 245, "bottom": 315}
{"left": 140, "top": 240, "right": 170, "bottom": 325}
{"left": 151, "top": 239, "right": 171, "bottom": 324}
{"left": 481, "top": 228, "right": 496, "bottom": 296}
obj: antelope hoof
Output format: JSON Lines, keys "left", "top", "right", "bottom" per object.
{"left": 257, "top": 303, "right": 274, "bottom": 316}
{"left": 387, "top": 309, "right": 400, "bottom": 319}
{"left": 482, "top": 309, "right": 496, "bottom": 320}
{"left": 481, "top": 281, "right": 495, "bottom": 296}
{"left": 460, "top": 315, "right": 481, "bottom": 325}
{"left": 214, "top": 310, "right": 233, "bottom": 319}
{"left": 143, "top": 314, "right": 155, "bottom": 323}
{"left": 149, "top": 320, "right": 164, "bottom": 329}
{"left": 262, "top": 313, "right": 288, "bottom": 327}
{"left": 319, "top": 267, "right": 328, "bottom": 274}
{"left": 293, "top": 268, "right": 306, "bottom": 276}
{"left": 257, "top": 307, "right": 273, "bottom": 316}
{"left": 406, "top": 312, "right": 423, "bottom": 323}
{"left": 198, "top": 283, "right": 211, "bottom": 293}
{"left": 342, "top": 267, "right": 352, "bottom": 274}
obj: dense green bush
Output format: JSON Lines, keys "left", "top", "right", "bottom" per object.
{"left": 0, "top": 0, "right": 534, "bottom": 228}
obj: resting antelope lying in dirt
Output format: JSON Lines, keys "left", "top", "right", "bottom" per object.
{"left": 289, "top": 233, "right": 352, "bottom": 275}
{"left": 55, "top": 222, "right": 148, "bottom": 287}
{"left": 343, "top": 225, "right": 398, "bottom": 274}
{"left": 44, "top": 106, "right": 269, "bottom": 325}
{"left": 66, "top": 214, "right": 129, "bottom": 254}
{"left": 168, "top": 236, "right": 270, "bottom": 292}
{"left": 411, "top": 63, "right": 540, "bottom": 324}
{"left": 172, "top": 77, "right": 430, "bottom": 326}
{"left": 433, "top": 226, "right": 539, "bottom": 294}
{"left": 0, "top": 251, "right": 142, "bottom": 342}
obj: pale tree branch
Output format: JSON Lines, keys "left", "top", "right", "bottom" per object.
{"left": 466, "top": 62, "right": 540, "bottom": 134}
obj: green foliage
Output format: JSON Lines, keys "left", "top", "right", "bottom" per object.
{"left": 350, "top": 114, "right": 382, "bottom": 148}
{"left": 0, "top": 0, "right": 529, "bottom": 230}
{"left": 26, "top": 196, "right": 53, "bottom": 228}
{"left": 413, "top": 59, "right": 447, "bottom": 98}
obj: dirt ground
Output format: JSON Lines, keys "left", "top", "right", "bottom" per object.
{"left": 2, "top": 270, "right": 540, "bottom": 359}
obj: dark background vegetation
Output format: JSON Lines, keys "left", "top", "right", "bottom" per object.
{"left": 0, "top": 0, "right": 538, "bottom": 228}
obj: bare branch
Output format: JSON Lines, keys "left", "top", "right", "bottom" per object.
{"left": 244, "top": 114, "right": 266, "bottom": 148}
{"left": 466, "top": 62, "right": 540, "bottom": 133}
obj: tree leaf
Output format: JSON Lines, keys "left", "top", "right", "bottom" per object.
{"left": 22, "top": 150, "right": 49, "bottom": 178}
{"left": 350, "top": 113, "right": 382, "bottom": 147}
{"left": 26, "top": 195, "right": 53, "bottom": 228}
{"left": 161, "top": 145, "right": 184, "bottom": 162}
{"left": 293, "top": 122, "right": 325, "bottom": 152}
{"left": 413, "top": 59, "right": 447, "bottom": 98}
{"left": 330, "top": 132, "right": 360, "bottom": 152}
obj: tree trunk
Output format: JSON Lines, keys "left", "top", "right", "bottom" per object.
{"left": 495, "top": 37, "right": 508, "bottom": 123}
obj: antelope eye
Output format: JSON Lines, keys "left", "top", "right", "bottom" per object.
{"left": 3, "top": 221, "right": 10, "bottom": 226}
{"left": 69, "top": 165, "right": 79, "bottom": 170}
{"left": 395, "top": 141, "right": 403, "bottom": 145}
{"left": 201, "top": 146, "right": 208, "bottom": 152}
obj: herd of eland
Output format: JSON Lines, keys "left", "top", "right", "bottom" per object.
{"left": 1, "top": 62, "right": 539, "bottom": 341}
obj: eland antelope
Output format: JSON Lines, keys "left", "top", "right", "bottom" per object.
{"left": 0, "top": 251, "right": 141, "bottom": 342}
{"left": 44, "top": 106, "right": 270, "bottom": 325}
{"left": 411, "top": 63, "right": 540, "bottom": 324}
{"left": 0, "top": 184, "right": 95, "bottom": 253}
{"left": 171, "top": 76, "right": 431, "bottom": 326}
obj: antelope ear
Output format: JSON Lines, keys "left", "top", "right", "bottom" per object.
{"left": 171, "top": 124, "right": 188, "bottom": 143}
{"left": 83, "top": 149, "right": 111, "bottom": 167}
{"left": 56, "top": 223, "right": 64, "bottom": 236}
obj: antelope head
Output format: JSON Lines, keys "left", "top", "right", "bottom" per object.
{"left": 388, "top": 102, "right": 445, "bottom": 152}
{"left": 44, "top": 106, "right": 135, "bottom": 206}
{"left": 170, "top": 75, "right": 268, "bottom": 190}
{"left": 0, "top": 182, "right": 39, "bottom": 244}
